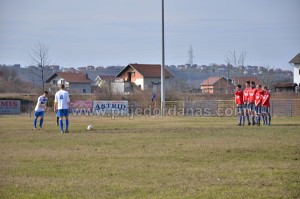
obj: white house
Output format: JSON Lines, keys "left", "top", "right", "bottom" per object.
{"left": 289, "top": 53, "right": 300, "bottom": 92}
{"left": 115, "top": 63, "right": 174, "bottom": 93}
{"left": 46, "top": 72, "right": 92, "bottom": 94}
{"left": 95, "top": 75, "right": 118, "bottom": 87}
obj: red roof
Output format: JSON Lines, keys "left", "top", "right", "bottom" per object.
{"left": 46, "top": 72, "right": 92, "bottom": 83}
{"left": 201, "top": 76, "right": 226, "bottom": 86}
{"left": 116, "top": 64, "right": 174, "bottom": 78}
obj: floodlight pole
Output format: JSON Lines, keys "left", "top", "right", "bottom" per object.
{"left": 161, "top": 0, "right": 165, "bottom": 116}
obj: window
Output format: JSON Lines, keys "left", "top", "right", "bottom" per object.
{"left": 83, "top": 89, "right": 86, "bottom": 93}
{"left": 53, "top": 80, "right": 58, "bottom": 86}
{"left": 61, "top": 80, "right": 65, "bottom": 84}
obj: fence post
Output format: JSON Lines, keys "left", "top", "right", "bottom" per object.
{"left": 29, "top": 102, "right": 32, "bottom": 118}
{"left": 271, "top": 100, "right": 274, "bottom": 117}
{"left": 182, "top": 101, "right": 185, "bottom": 116}
{"left": 290, "top": 98, "right": 293, "bottom": 117}
{"left": 233, "top": 100, "right": 236, "bottom": 117}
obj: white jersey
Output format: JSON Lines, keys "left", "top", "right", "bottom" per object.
{"left": 35, "top": 95, "right": 48, "bottom": 112}
{"left": 55, "top": 89, "right": 70, "bottom": 110}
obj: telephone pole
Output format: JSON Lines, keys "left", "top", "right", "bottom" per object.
{"left": 161, "top": 0, "right": 165, "bottom": 115}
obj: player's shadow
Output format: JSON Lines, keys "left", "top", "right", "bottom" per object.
{"left": 272, "top": 124, "right": 300, "bottom": 127}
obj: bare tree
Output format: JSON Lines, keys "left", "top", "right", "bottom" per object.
{"left": 0, "top": 65, "right": 33, "bottom": 93}
{"left": 95, "top": 83, "right": 114, "bottom": 100}
{"left": 257, "top": 66, "right": 276, "bottom": 89}
{"left": 225, "top": 50, "right": 247, "bottom": 81}
{"left": 29, "top": 42, "right": 52, "bottom": 91}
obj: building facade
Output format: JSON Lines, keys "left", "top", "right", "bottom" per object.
{"left": 201, "top": 76, "right": 234, "bottom": 94}
{"left": 115, "top": 64, "right": 174, "bottom": 93}
{"left": 289, "top": 53, "right": 300, "bottom": 93}
{"left": 289, "top": 53, "right": 300, "bottom": 85}
{"left": 46, "top": 72, "right": 92, "bottom": 94}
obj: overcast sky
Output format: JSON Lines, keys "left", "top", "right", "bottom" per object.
{"left": 0, "top": 0, "right": 299, "bottom": 69}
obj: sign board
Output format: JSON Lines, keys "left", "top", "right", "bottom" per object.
{"left": 70, "top": 100, "right": 93, "bottom": 109}
{"left": 93, "top": 100, "right": 128, "bottom": 115}
{"left": 70, "top": 100, "right": 93, "bottom": 115}
{"left": 0, "top": 100, "right": 21, "bottom": 114}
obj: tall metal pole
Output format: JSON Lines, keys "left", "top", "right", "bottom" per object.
{"left": 161, "top": 0, "right": 165, "bottom": 116}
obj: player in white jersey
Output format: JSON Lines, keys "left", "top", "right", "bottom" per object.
{"left": 54, "top": 84, "right": 70, "bottom": 133}
{"left": 34, "top": 91, "right": 48, "bottom": 130}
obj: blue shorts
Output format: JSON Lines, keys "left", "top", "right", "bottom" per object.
{"left": 237, "top": 104, "right": 244, "bottom": 115}
{"left": 34, "top": 111, "right": 45, "bottom": 118}
{"left": 243, "top": 102, "right": 249, "bottom": 110}
{"left": 255, "top": 105, "right": 262, "bottom": 114}
{"left": 249, "top": 103, "right": 255, "bottom": 111}
{"left": 57, "top": 109, "right": 69, "bottom": 117}
{"left": 262, "top": 106, "right": 270, "bottom": 114}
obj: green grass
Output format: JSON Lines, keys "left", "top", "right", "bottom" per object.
{"left": 0, "top": 114, "right": 299, "bottom": 198}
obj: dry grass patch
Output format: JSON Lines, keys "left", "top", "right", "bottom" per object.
{"left": 0, "top": 114, "right": 299, "bottom": 198}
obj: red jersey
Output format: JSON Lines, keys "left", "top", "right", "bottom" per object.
{"left": 255, "top": 90, "right": 264, "bottom": 106}
{"left": 243, "top": 87, "right": 250, "bottom": 102}
{"left": 248, "top": 88, "right": 257, "bottom": 103}
{"left": 234, "top": 90, "right": 244, "bottom": 105}
{"left": 262, "top": 91, "right": 270, "bottom": 107}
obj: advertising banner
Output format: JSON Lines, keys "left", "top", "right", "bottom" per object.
{"left": 70, "top": 100, "right": 93, "bottom": 109}
{"left": 70, "top": 100, "right": 93, "bottom": 115}
{"left": 93, "top": 100, "right": 128, "bottom": 115}
{"left": 0, "top": 100, "right": 21, "bottom": 114}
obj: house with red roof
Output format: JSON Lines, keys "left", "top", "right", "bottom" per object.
{"left": 115, "top": 64, "right": 174, "bottom": 93}
{"left": 201, "top": 76, "right": 234, "bottom": 94}
{"left": 46, "top": 72, "right": 92, "bottom": 94}
{"left": 273, "top": 82, "right": 298, "bottom": 92}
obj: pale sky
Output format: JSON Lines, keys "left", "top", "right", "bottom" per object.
{"left": 0, "top": 0, "right": 299, "bottom": 69}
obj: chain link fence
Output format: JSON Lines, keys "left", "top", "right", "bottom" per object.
{"left": 165, "top": 99, "right": 300, "bottom": 117}
{"left": 1, "top": 99, "right": 299, "bottom": 117}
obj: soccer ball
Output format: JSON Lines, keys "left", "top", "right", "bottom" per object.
{"left": 87, "top": 125, "right": 93, "bottom": 131}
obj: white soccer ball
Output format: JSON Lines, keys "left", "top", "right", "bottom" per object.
{"left": 87, "top": 125, "right": 93, "bottom": 131}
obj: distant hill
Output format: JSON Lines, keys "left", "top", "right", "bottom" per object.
{"left": 1, "top": 64, "right": 293, "bottom": 91}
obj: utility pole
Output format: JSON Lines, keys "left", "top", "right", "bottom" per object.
{"left": 161, "top": 0, "right": 165, "bottom": 116}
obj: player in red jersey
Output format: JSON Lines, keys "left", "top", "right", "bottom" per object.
{"left": 262, "top": 86, "right": 271, "bottom": 126}
{"left": 254, "top": 85, "right": 264, "bottom": 126}
{"left": 234, "top": 84, "right": 244, "bottom": 126}
{"left": 243, "top": 81, "right": 251, "bottom": 125}
{"left": 248, "top": 81, "right": 257, "bottom": 125}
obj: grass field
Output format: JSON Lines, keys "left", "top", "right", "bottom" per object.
{"left": 0, "top": 114, "right": 299, "bottom": 199}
